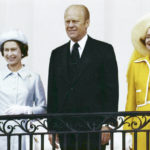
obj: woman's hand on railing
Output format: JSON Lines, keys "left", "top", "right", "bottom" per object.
{"left": 48, "top": 134, "right": 59, "bottom": 149}
{"left": 101, "top": 126, "right": 111, "bottom": 145}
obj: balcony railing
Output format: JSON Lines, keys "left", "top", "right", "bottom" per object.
{"left": 0, "top": 112, "right": 150, "bottom": 150}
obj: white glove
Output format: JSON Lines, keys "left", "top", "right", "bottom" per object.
{"left": 126, "top": 133, "right": 132, "bottom": 150}
{"left": 4, "top": 105, "right": 33, "bottom": 115}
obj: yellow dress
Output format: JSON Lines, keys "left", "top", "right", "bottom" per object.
{"left": 124, "top": 55, "right": 150, "bottom": 150}
{"left": 132, "top": 104, "right": 150, "bottom": 150}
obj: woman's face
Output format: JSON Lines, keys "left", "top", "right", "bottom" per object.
{"left": 3, "top": 41, "right": 22, "bottom": 67}
{"left": 145, "top": 28, "right": 150, "bottom": 50}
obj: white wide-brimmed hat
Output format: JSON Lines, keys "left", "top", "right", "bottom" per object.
{"left": 0, "top": 29, "right": 28, "bottom": 51}
{"left": 131, "top": 14, "right": 150, "bottom": 56}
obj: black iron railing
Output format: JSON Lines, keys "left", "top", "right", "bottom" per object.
{"left": 0, "top": 112, "right": 150, "bottom": 150}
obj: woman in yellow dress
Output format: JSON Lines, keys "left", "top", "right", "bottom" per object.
{"left": 124, "top": 14, "right": 150, "bottom": 150}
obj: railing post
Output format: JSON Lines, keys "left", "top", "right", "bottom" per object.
{"left": 122, "top": 132, "right": 125, "bottom": 150}
{"left": 87, "top": 133, "right": 90, "bottom": 150}
{"left": 134, "top": 131, "right": 137, "bottom": 150}
{"left": 75, "top": 133, "right": 79, "bottom": 150}
{"left": 29, "top": 135, "right": 33, "bottom": 150}
{"left": 99, "top": 131, "right": 102, "bottom": 150}
{"left": 110, "top": 132, "right": 114, "bottom": 150}
{"left": 52, "top": 133, "right": 56, "bottom": 150}
{"left": 64, "top": 133, "right": 67, "bottom": 150}
{"left": 18, "top": 135, "right": 22, "bottom": 150}
{"left": 146, "top": 131, "right": 150, "bottom": 150}
{"left": 7, "top": 135, "right": 10, "bottom": 150}
{"left": 41, "top": 134, "right": 44, "bottom": 150}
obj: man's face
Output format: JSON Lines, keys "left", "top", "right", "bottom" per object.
{"left": 64, "top": 6, "right": 89, "bottom": 42}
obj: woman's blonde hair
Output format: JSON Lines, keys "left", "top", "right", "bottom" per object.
{"left": 127, "top": 14, "right": 150, "bottom": 79}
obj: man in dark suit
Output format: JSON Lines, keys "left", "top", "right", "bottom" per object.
{"left": 48, "top": 4, "right": 118, "bottom": 150}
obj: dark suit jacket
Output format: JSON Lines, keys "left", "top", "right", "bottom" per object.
{"left": 47, "top": 36, "right": 119, "bottom": 128}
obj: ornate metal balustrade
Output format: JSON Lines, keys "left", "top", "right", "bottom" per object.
{"left": 0, "top": 112, "right": 150, "bottom": 150}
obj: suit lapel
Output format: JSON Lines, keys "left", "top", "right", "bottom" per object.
{"left": 61, "top": 41, "right": 70, "bottom": 84}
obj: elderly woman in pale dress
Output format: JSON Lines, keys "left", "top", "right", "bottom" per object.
{"left": 0, "top": 30, "right": 46, "bottom": 150}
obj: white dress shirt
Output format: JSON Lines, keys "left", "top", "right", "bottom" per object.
{"left": 0, "top": 65, "right": 46, "bottom": 115}
{"left": 70, "top": 34, "right": 88, "bottom": 57}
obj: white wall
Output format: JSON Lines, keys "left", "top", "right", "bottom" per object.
{"left": 0, "top": 0, "right": 150, "bottom": 111}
